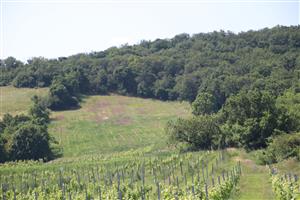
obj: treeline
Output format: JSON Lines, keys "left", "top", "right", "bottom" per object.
{"left": 167, "top": 88, "right": 300, "bottom": 163}
{"left": 0, "top": 25, "right": 299, "bottom": 110}
{"left": 0, "top": 96, "right": 61, "bottom": 162}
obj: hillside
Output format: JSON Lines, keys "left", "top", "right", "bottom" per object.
{"left": 49, "top": 95, "right": 190, "bottom": 157}
{"left": 0, "top": 86, "right": 190, "bottom": 157}
{"left": 0, "top": 25, "right": 299, "bottom": 199}
{"left": 0, "top": 86, "right": 48, "bottom": 117}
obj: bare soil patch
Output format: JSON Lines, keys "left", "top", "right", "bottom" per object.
{"left": 87, "top": 101, "right": 111, "bottom": 112}
{"left": 111, "top": 105, "right": 125, "bottom": 115}
{"left": 114, "top": 116, "right": 132, "bottom": 125}
{"left": 137, "top": 107, "right": 147, "bottom": 114}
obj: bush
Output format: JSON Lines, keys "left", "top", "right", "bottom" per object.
{"left": 166, "top": 115, "right": 223, "bottom": 150}
{"left": 0, "top": 96, "right": 60, "bottom": 163}
{"left": 29, "top": 95, "right": 50, "bottom": 125}
{"left": 48, "top": 81, "right": 79, "bottom": 110}
{"left": 9, "top": 122, "right": 53, "bottom": 161}
{"left": 12, "top": 71, "right": 36, "bottom": 88}
{"left": 192, "top": 92, "right": 218, "bottom": 115}
{"left": 0, "top": 138, "right": 6, "bottom": 163}
{"left": 257, "top": 132, "right": 300, "bottom": 164}
{"left": 221, "top": 90, "right": 296, "bottom": 150}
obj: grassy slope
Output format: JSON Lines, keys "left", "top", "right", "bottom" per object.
{"left": 49, "top": 95, "right": 191, "bottom": 157}
{"left": 0, "top": 86, "right": 48, "bottom": 117}
{"left": 0, "top": 86, "right": 191, "bottom": 158}
{"left": 230, "top": 150, "right": 275, "bottom": 200}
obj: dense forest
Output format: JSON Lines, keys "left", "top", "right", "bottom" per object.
{"left": 1, "top": 25, "right": 299, "bottom": 107}
{"left": 0, "top": 25, "right": 300, "bottom": 162}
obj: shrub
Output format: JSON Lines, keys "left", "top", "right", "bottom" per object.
{"left": 166, "top": 115, "right": 223, "bottom": 150}
{"left": 48, "top": 81, "right": 79, "bottom": 110}
{"left": 29, "top": 95, "right": 50, "bottom": 125}
{"left": 221, "top": 90, "right": 296, "bottom": 150}
{"left": 9, "top": 122, "right": 53, "bottom": 161}
{"left": 257, "top": 132, "right": 300, "bottom": 164}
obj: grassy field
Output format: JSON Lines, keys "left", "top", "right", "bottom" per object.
{"left": 0, "top": 86, "right": 48, "bottom": 117}
{"left": 0, "top": 86, "right": 191, "bottom": 158}
{"left": 49, "top": 95, "right": 191, "bottom": 157}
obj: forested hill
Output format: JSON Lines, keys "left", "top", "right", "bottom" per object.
{"left": 1, "top": 25, "right": 300, "bottom": 110}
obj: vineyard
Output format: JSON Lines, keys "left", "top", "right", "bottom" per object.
{"left": 0, "top": 151, "right": 243, "bottom": 200}
{"left": 269, "top": 167, "right": 300, "bottom": 200}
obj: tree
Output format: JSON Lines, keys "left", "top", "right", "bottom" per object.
{"left": 0, "top": 25, "right": 299, "bottom": 110}
{"left": 12, "top": 71, "right": 36, "bottom": 88}
{"left": 276, "top": 89, "right": 300, "bottom": 131}
{"left": 175, "top": 75, "right": 199, "bottom": 102}
{"left": 1, "top": 113, "right": 31, "bottom": 133}
{"left": 89, "top": 69, "right": 108, "bottom": 94}
{"left": 3, "top": 57, "right": 22, "bottom": 69}
{"left": 192, "top": 92, "right": 217, "bottom": 115}
{"left": 9, "top": 122, "right": 52, "bottom": 161}
{"left": 166, "top": 115, "right": 222, "bottom": 150}
{"left": 222, "top": 90, "right": 296, "bottom": 149}
{"left": 136, "top": 72, "right": 156, "bottom": 98}
{"left": 29, "top": 95, "right": 50, "bottom": 125}
{"left": 0, "top": 137, "right": 6, "bottom": 163}
{"left": 258, "top": 132, "right": 300, "bottom": 164}
{"left": 113, "top": 66, "right": 137, "bottom": 95}
{"left": 48, "top": 81, "right": 79, "bottom": 110}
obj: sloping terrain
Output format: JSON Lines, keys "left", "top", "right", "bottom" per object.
{"left": 49, "top": 95, "right": 191, "bottom": 157}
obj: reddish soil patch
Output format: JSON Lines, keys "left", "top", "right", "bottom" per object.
{"left": 117, "top": 98, "right": 130, "bottom": 105}
{"left": 111, "top": 105, "right": 125, "bottom": 115}
{"left": 114, "top": 116, "right": 132, "bottom": 125}
{"left": 93, "top": 113, "right": 109, "bottom": 124}
{"left": 234, "top": 157, "right": 254, "bottom": 165}
{"left": 137, "top": 107, "right": 147, "bottom": 114}
{"left": 87, "top": 101, "right": 111, "bottom": 112}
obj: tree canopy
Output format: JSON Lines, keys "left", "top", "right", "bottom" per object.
{"left": 0, "top": 97, "right": 59, "bottom": 162}
{"left": 0, "top": 25, "right": 299, "bottom": 110}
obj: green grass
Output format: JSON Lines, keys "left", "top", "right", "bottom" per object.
{"left": 230, "top": 149, "right": 275, "bottom": 200}
{"left": 49, "top": 95, "right": 191, "bottom": 157}
{"left": 0, "top": 86, "right": 191, "bottom": 158}
{"left": 0, "top": 86, "right": 48, "bottom": 117}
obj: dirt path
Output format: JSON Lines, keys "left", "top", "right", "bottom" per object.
{"left": 231, "top": 153, "right": 275, "bottom": 200}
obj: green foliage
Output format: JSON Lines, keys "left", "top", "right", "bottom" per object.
{"left": 192, "top": 92, "right": 218, "bottom": 115}
{"left": 175, "top": 74, "right": 200, "bottom": 102}
{"left": 0, "top": 151, "right": 241, "bottom": 200}
{"left": 270, "top": 169, "right": 300, "bottom": 200}
{"left": 12, "top": 71, "right": 36, "bottom": 88}
{"left": 0, "top": 96, "right": 58, "bottom": 162}
{"left": 166, "top": 115, "right": 222, "bottom": 150}
{"left": 221, "top": 90, "right": 296, "bottom": 149}
{"left": 48, "top": 80, "right": 79, "bottom": 110}
{"left": 2, "top": 26, "right": 299, "bottom": 106}
{"left": 0, "top": 137, "right": 6, "bottom": 163}
{"left": 170, "top": 88, "right": 299, "bottom": 152}
{"left": 9, "top": 122, "right": 52, "bottom": 161}
{"left": 113, "top": 66, "right": 137, "bottom": 95}
{"left": 257, "top": 133, "right": 300, "bottom": 164}
{"left": 276, "top": 89, "right": 300, "bottom": 131}
{"left": 29, "top": 95, "right": 50, "bottom": 125}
